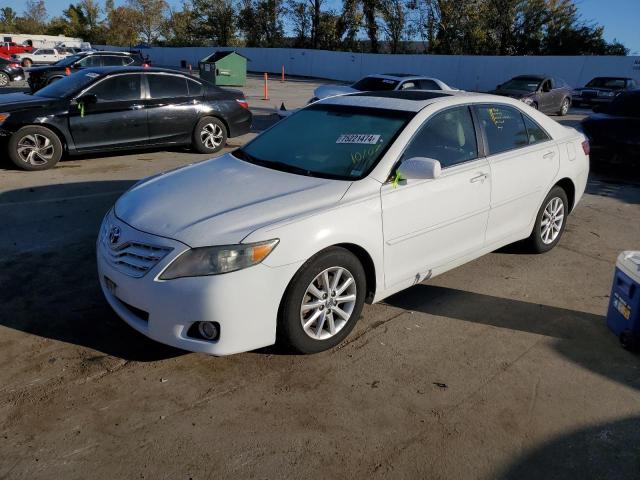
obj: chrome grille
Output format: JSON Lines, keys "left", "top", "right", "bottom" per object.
{"left": 99, "top": 220, "right": 173, "bottom": 278}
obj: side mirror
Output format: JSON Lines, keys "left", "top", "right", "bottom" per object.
{"left": 76, "top": 93, "right": 97, "bottom": 105}
{"left": 397, "top": 157, "right": 441, "bottom": 181}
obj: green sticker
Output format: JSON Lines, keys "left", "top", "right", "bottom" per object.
{"left": 78, "top": 101, "right": 85, "bottom": 118}
{"left": 391, "top": 170, "right": 403, "bottom": 188}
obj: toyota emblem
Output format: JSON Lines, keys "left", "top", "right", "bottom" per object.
{"left": 109, "top": 226, "right": 121, "bottom": 245}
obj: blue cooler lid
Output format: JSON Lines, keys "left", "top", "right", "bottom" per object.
{"left": 616, "top": 251, "right": 640, "bottom": 283}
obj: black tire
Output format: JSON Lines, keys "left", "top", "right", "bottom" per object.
{"left": 278, "top": 247, "right": 367, "bottom": 354}
{"left": 192, "top": 117, "right": 227, "bottom": 154}
{"left": 0, "top": 72, "right": 9, "bottom": 87}
{"left": 557, "top": 97, "right": 570, "bottom": 116}
{"left": 8, "top": 125, "right": 63, "bottom": 171}
{"left": 527, "top": 186, "right": 569, "bottom": 253}
{"left": 22, "top": 58, "right": 32, "bottom": 67}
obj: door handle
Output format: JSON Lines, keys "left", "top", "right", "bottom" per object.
{"left": 131, "top": 104, "right": 144, "bottom": 110}
{"left": 470, "top": 173, "right": 488, "bottom": 183}
{"left": 543, "top": 151, "right": 556, "bottom": 159}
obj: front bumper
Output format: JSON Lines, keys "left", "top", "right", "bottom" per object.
{"left": 96, "top": 212, "right": 302, "bottom": 355}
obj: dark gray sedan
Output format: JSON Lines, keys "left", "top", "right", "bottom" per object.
{"left": 490, "top": 75, "right": 572, "bottom": 116}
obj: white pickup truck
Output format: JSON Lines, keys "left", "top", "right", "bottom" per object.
{"left": 12, "top": 48, "right": 69, "bottom": 67}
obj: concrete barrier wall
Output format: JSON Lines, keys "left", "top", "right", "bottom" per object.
{"left": 97, "top": 45, "right": 640, "bottom": 91}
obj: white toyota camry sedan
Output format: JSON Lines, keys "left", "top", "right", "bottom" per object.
{"left": 97, "top": 90, "right": 589, "bottom": 355}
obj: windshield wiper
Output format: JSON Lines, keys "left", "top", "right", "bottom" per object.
{"left": 234, "top": 149, "right": 316, "bottom": 177}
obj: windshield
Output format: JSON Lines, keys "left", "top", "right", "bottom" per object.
{"left": 585, "top": 77, "right": 626, "bottom": 89}
{"left": 54, "top": 54, "right": 83, "bottom": 66}
{"left": 236, "top": 105, "right": 411, "bottom": 180}
{"left": 35, "top": 71, "right": 100, "bottom": 98}
{"left": 499, "top": 78, "right": 541, "bottom": 92}
{"left": 352, "top": 76, "right": 399, "bottom": 91}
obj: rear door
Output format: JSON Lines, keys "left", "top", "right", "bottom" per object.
{"left": 144, "top": 73, "right": 199, "bottom": 145}
{"left": 69, "top": 73, "right": 148, "bottom": 151}
{"left": 476, "top": 104, "right": 559, "bottom": 244}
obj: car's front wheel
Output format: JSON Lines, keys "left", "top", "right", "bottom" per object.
{"left": 0, "top": 72, "right": 9, "bottom": 87}
{"left": 278, "top": 247, "right": 366, "bottom": 354}
{"left": 192, "top": 117, "right": 227, "bottom": 154}
{"left": 527, "top": 186, "right": 569, "bottom": 253}
{"left": 8, "top": 126, "right": 63, "bottom": 171}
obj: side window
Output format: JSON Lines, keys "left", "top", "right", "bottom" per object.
{"left": 522, "top": 114, "right": 550, "bottom": 145}
{"left": 77, "top": 56, "right": 101, "bottom": 67}
{"left": 417, "top": 79, "right": 440, "bottom": 90}
{"left": 102, "top": 56, "right": 126, "bottom": 66}
{"left": 477, "top": 105, "right": 529, "bottom": 154}
{"left": 401, "top": 106, "right": 478, "bottom": 168}
{"left": 147, "top": 74, "right": 189, "bottom": 99}
{"left": 399, "top": 81, "right": 416, "bottom": 90}
{"left": 44, "top": 49, "right": 54, "bottom": 55}
{"left": 187, "top": 79, "right": 204, "bottom": 97}
{"left": 88, "top": 74, "right": 142, "bottom": 102}
{"left": 541, "top": 79, "right": 552, "bottom": 92}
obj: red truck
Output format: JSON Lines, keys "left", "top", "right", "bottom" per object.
{"left": 0, "top": 42, "right": 33, "bottom": 60}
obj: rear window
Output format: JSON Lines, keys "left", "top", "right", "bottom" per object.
{"left": 352, "top": 76, "right": 399, "bottom": 91}
{"left": 147, "top": 74, "right": 189, "bottom": 98}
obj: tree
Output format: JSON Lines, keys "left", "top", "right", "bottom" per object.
{"left": 380, "top": 0, "right": 407, "bottom": 53}
{"left": 287, "top": 0, "right": 312, "bottom": 47}
{"left": 238, "top": 0, "right": 284, "bottom": 47}
{"left": 104, "top": 5, "right": 140, "bottom": 46}
{"left": 17, "top": 0, "right": 48, "bottom": 34}
{"left": 190, "top": 0, "right": 236, "bottom": 46}
{"left": 336, "top": 0, "right": 362, "bottom": 51}
{"left": 361, "top": 0, "right": 379, "bottom": 52}
{"left": 0, "top": 7, "right": 18, "bottom": 31}
{"left": 162, "top": 2, "right": 201, "bottom": 46}
{"left": 127, "top": 0, "right": 168, "bottom": 44}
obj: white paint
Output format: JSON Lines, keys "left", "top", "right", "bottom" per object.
{"left": 98, "top": 92, "right": 589, "bottom": 355}
{"left": 96, "top": 44, "right": 640, "bottom": 91}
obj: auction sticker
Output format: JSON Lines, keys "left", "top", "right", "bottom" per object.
{"left": 336, "top": 134, "right": 381, "bottom": 144}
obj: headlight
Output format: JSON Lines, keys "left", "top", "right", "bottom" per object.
{"left": 0, "top": 112, "right": 10, "bottom": 125}
{"left": 599, "top": 91, "right": 614, "bottom": 97}
{"left": 520, "top": 97, "right": 534, "bottom": 105}
{"left": 159, "top": 239, "right": 279, "bottom": 280}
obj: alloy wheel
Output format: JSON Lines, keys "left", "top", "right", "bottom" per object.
{"left": 540, "top": 197, "right": 565, "bottom": 245}
{"left": 561, "top": 98, "right": 570, "bottom": 115}
{"left": 0, "top": 73, "right": 9, "bottom": 87}
{"left": 200, "top": 123, "right": 224, "bottom": 150}
{"left": 16, "top": 134, "right": 55, "bottom": 166}
{"left": 300, "top": 266, "right": 357, "bottom": 341}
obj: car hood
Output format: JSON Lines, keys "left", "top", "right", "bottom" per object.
{"left": 0, "top": 93, "right": 59, "bottom": 110}
{"left": 490, "top": 89, "right": 532, "bottom": 98}
{"left": 115, "top": 153, "right": 352, "bottom": 247}
{"left": 574, "top": 87, "right": 620, "bottom": 92}
{"left": 313, "top": 84, "right": 358, "bottom": 100}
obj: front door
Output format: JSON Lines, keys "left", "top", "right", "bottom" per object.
{"left": 69, "top": 73, "right": 147, "bottom": 151}
{"left": 144, "top": 73, "right": 199, "bottom": 145}
{"left": 381, "top": 105, "right": 491, "bottom": 288}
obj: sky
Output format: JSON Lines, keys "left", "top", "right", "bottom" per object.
{"left": 1, "top": 0, "right": 638, "bottom": 54}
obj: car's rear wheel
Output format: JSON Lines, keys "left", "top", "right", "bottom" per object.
{"left": 278, "top": 247, "right": 366, "bottom": 354}
{"left": 8, "top": 126, "right": 63, "bottom": 171}
{"left": 527, "top": 186, "right": 569, "bottom": 253}
{"left": 22, "top": 59, "right": 32, "bottom": 67}
{"left": 558, "top": 97, "right": 570, "bottom": 116}
{"left": 0, "top": 72, "right": 9, "bottom": 87}
{"left": 192, "top": 117, "right": 227, "bottom": 154}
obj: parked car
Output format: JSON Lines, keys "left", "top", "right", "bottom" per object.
{"left": 491, "top": 75, "right": 572, "bottom": 115}
{"left": 309, "top": 73, "right": 455, "bottom": 103}
{"left": 0, "top": 57, "right": 25, "bottom": 86}
{"left": 581, "top": 89, "right": 640, "bottom": 164}
{"left": 572, "top": 77, "right": 638, "bottom": 108}
{"left": 97, "top": 90, "right": 589, "bottom": 355}
{"left": 0, "top": 67, "right": 252, "bottom": 170}
{"left": 12, "top": 47, "right": 69, "bottom": 67}
{"left": 27, "top": 51, "right": 148, "bottom": 91}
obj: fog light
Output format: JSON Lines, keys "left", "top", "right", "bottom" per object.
{"left": 197, "top": 321, "right": 219, "bottom": 340}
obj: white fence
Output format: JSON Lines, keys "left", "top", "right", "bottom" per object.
{"left": 97, "top": 45, "right": 640, "bottom": 91}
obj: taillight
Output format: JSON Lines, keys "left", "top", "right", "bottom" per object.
{"left": 236, "top": 99, "right": 249, "bottom": 109}
{"left": 65, "top": 67, "right": 71, "bottom": 76}
{"left": 142, "top": 63, "right": 150, "bottom": 68}
{"left": 581, "top": 139, "right": 590, "bottom": 156}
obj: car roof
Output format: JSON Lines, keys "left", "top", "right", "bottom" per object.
{"left": 512, "top": 75, "right": 547, "bottom": 80}
{"left": 81, "top": 66, "right": 190, "bottom": 76}
{"left": 364, "top": 73, "right": 440, "bottom": 82}
{"left": 80, "top": 50, "right": 138, "bottom": 56}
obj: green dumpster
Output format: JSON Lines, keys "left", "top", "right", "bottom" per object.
{"left": 199, "top": 51, "right": 248, "bottom": 87}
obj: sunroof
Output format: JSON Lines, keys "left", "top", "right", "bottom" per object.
{"left": 351, "top": 90, "right": 452, "bottom": 100}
